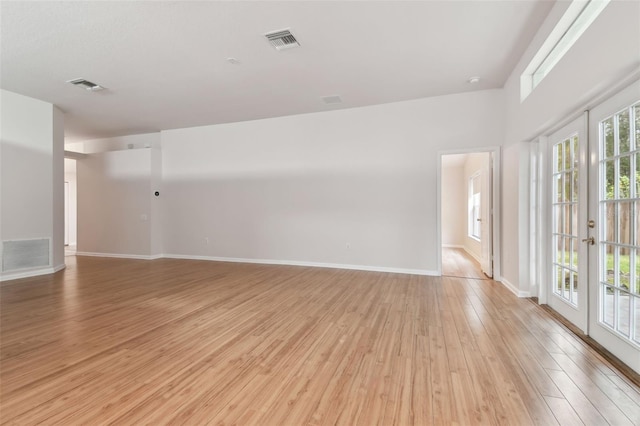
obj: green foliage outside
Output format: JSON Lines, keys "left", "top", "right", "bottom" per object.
{"left": 603, "top": 109, "right": 640, "bottom": 199}
{"left": 556, "top": 252, "right": 640, "bottom": 293}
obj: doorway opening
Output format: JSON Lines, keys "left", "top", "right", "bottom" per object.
{"left": 64, "top": 158, "right": 77, "bottom": 256}
{"left": 439, "top": 149, "right": 500, "bottom": 280}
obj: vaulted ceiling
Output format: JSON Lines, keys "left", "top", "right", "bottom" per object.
{"left": 1, "top": 1, "right": 554, "bottom": 143}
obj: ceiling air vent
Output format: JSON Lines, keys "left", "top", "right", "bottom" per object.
{"left": 66, "top": 78, "right": 105, "bottom": 91}
{"left": 265, "top": 29, "right": 300, "bottom": 50}
{"left": 322, "top": 95, "right": 342, "bottom": 104}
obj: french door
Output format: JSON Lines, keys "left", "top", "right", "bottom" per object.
{"left": 547, "top": 82, "right": 640, "bottom": 374}
{"left": 548, "top": 116, "right": 589, "bottom": 332}
{"left": 588, "top": 85, "right": 640, "bottom": 373}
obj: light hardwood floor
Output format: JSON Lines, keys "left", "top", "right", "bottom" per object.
{"left": 441, "top": 247, "right": 487, "bottom": 280}
{"left": 1, "top": 256, "right": 639, "bottom": 425}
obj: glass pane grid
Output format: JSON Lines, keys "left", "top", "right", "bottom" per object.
{"left": 599, "top": 102, "right": 640, "bottom": 347}
{"left": 552, "top": 135, "right": 579, "bottom": 306}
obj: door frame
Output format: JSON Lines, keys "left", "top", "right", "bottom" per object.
{"left": 437, "top": 146, "right": 502, "bottom": 281}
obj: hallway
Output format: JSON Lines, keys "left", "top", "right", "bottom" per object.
{"left": 442, "top": 247, "right": 488, "bottom": 280}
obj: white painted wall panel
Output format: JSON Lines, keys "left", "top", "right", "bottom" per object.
{"left": 77, "top": 149, "right": 152, "bottom": 256}
{"left": 161, "top": 90, "right": 504, "bottom": 272}
{"left": 0, "top": 90, "right": 64, "bottom": 278}
{"left": 441, "top": 164, "right": 465, "bottom": 247}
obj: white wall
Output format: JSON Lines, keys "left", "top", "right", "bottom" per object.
{"left": 441, "top": 162, "right": 465, "bottom": 247}
{"left": 77, "top": 149, "right": 153, "bottom": 257}
{"left": 0, "top": 90, "right": 64, "bottom": 279}
{"left": 161, "top": 90, "right": 504, "bottom": 273}
{"left": 74, "top": 133, "right": 162, "bottom": 258}
{"left": 500, "top": 0, "right": 640, "bottom": 293}
{"left": 501, "top": 142, "right": 523, "bottom": 290}
{"left": 64, "top": 159, "right": 78, "bottom": 246}
{"left": 149, "top": 145, "right": 163, "bottom": 257}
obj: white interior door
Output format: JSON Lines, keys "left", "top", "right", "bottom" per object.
{"left": 588, "top": 83, "right": 640, "bottom": 373}
{"left": 480, "top": 163, "right": 493, "bottom": 277}
{"left": 548, "top": 115, "right": 589, "bottom": 333}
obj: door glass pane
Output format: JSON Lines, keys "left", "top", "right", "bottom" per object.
{"left": 603, "top": 244, "right": 615, "bottom": 285}
{"left": 603, "top": 203, "right": 616, "bottom": 243}
{"left": 571, "top": 237, "right": 578, "bottom": 269}
{"left": 554, "top": 206, "right": 562, "bottom": 234}
{"left": 617, "top": 290, "right": 630, "bottom": 337}
{"left": 619, "top": 156, "right": 631, "bottom": 198}
{"left": 604, "top": 160, "right": 615, "bottom": 200}
{"left": 603, "top": 285, "right": 614, "bottom": 327}
{"left": 618, "top": 109, "right": 630, "bottom": 154}
{"left": 634, "top": 153, "right": 640, "bottom": 198}
{"left": 564, "top": 139, "right": 572, "bottom": 170}
{"left": 620, "top": 246, "right": 631, "bottom": 292}
{"left": 556, "top": 143, "right": 564, "bottom": 172}
{"left": 603, "top": 117, "right": 615, "bottom": 158}
{"left": 619, "top": 202, "right": 632, "bottom": 246}
{"left": 562, "top": 269, "right": 570, "bottom": 298}
{"left": 572, "top": 204, "right": 578, "bottom": 239}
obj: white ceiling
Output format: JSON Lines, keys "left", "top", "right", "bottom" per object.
{"left": 1, "top": 1, "right": 554, "bottom": 143}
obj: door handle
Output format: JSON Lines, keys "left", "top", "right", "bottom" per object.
{"left": 582, "top": 236, "right": 595, "bottom": 245}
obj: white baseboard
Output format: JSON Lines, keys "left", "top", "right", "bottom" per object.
{"left": 76, "top": 251, "right": 162, "bottom": 260}
{"left": 5, "top": 253, "right": 439, "bottom": 280}
{"left": 499, "top": 277, "right": 530, "bottom": 298}
{"left": 0, "top": 263, "right": 66, "bottom": 282}
{"left": 442, "top": 244, "right": 464, "bottom": 248}
{"left": 462, "top": 246, "right": 482, "bottom": 264}
{"left": 162, "top": 254, "right": 440, "bottom": 276}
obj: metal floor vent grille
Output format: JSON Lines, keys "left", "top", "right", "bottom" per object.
{"left": 2, "top": 239, "right": 50, "bottom": 272}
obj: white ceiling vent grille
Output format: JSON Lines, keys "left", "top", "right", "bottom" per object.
{"left": 66, "top": 78, "right": 105, "bottom": 91}
{"left": 322, "top": 95, "right": 342, "bottom": 104}
{"left": 265, "top": 29, "right": 300, "bottom": 50}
